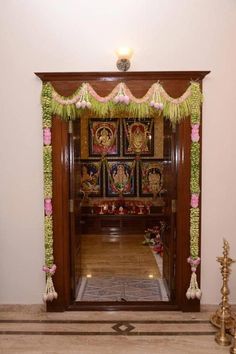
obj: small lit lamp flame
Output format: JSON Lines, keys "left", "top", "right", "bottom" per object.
{"left": 115, "top": 47, "right": 133, "bottom": 72}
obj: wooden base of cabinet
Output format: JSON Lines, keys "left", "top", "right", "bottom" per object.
{"left": 80, "top": 214, "right": 164, "bottom": 235}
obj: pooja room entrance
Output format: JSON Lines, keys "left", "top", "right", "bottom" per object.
{"left": 36, "top": 71, "right": 209, "bottom": 312}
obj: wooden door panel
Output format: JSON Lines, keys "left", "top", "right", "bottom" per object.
{"left": 70, "top": 121, "right": 82, "bottom": 299}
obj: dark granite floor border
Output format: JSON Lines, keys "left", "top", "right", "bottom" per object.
{"left": 0, "top": 318, "right": 216, "bottom": 336}
{"left": 0, "top": 319, "right": 210, "bottom": 324}
{"left": 0, "top": 331, "right": 216, "bottom": 336}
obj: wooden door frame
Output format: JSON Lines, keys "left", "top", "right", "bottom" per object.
{"left": 35, "top": 71, "right": 209, "bottom": 312}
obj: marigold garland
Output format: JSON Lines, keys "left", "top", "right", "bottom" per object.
{"left": 41, "top": 80, "right": 203, "bottom": 302}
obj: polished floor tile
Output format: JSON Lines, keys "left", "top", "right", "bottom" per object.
{"left": 80, "top": 234, "right": 162, "bottom": 279}
{"left": 0, "top": 310, "right": 231, "bottom": 353}
{"left": 77, "top": 234, "right": 165, "bottom": 303}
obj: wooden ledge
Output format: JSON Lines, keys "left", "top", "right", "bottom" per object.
{"left": 35, "top": 71, "right": 210, "bottom": 82}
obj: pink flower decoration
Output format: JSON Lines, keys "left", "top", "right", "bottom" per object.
{"left": 42, "top": 264, "right": 57, "bottom": 275}
{"left": 187, "top": 256, "right": 201, "bottom": 272}
{"left": 44, "top": 198, "right": 52, "bottom": 216}
{"left": 43, "top": 128, "right": 51, "bottom": 145}
{"left": 123, "top": 95, "right": 130, "bottom": 104}
{"left": 113, "top": 96, "right": 120, "bottom": 103}
{"left": 113, "top": 95, "right": 130, "bottom": 104}
{"left": 86, "top": 102, "right": 92, "bottom": 109}
{"left": 81, "top": 100, "right": 87, "bottom": 108}
{"left": 49, "top": 264, "right": 57, "bottom": 274}
{"left": 191, "top": 124, "right": 200, "bottom": 142}
{"left": 152, "top": 102, "right": 163, "bottom": 110}
{"left": 191, "top": 194, "right": 199, "bottom": 208}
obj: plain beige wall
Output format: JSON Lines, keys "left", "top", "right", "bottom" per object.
{"left": 0, "top": 0, "right": 236, "bottom": 305}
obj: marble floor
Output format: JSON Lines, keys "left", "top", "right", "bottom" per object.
{"left": 0, "top": 308, "right": 232, "bottom": 353}
{"left": 80, "top": 234, "right": 161, "bottom": 279}
{"left": 77, "top": 234, "right": 167, "bottom": 302}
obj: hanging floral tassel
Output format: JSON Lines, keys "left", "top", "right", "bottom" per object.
{"left": 75, "top": 83, "right": 92, "bottom": 109}
{"left": 113, "top": 83, "right": 130, "bottom": 104}
{"left": 42, "top": 265, "right": 58, "bottom": 302}
{"left": 186, "top": 257, "right": 201, "bottom": 299}
{"left": 149, "top": 83, "right": 164, "bottom": 110}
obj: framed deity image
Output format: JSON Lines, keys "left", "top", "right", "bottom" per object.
{"left": 78, "top": 160, "right": 102, "bottom": 196}
{"left": 123, "top": 118, "right": 154, "bottom": 156}
{"left": 89, "top": 118, "right": 119, "bottom": 156}
{"left": 139, "top": 160, "right": 163, "bottom": 197}
{"left": 106, "top": 160, "right": 136, "bottom": 196}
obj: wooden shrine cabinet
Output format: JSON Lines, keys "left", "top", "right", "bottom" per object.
{"left": 35, "top": 71, "right": 209, "bottom": 312}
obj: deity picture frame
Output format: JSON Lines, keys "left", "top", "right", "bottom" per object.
{"left": 89, "top": 118, "right": 120, "bottom": 156}
{"left": 139, "top": 160, "right": 164, "bottom": 197}
{"left": 123, "top": 118, "right": 154, "bottom": 156}
{"left": 78, "top": 160, "right": 102, "bottom": 197}
{"left": 105, "top": 160, "right": 136, "bottom": 197}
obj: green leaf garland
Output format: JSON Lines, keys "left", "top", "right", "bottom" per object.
{"left": 49, "top": 81, "right": 202, "bottom": 123}
{"left": 186, "top": 82, "right": 202, "bottom": 300}
{"left": 190, "top": 143, "right": 200, "bottom": 194}
{"left": 190, "top": 208, "right": 200, "bottom": 258}
{"left": 44, "top": 216, "right": 53, "bottom": 267}
{"left": 42, "top": 83, "right": 58, "bottom": 302}
{"left": 42, "top": 83, "right": 53, "bottom": 128}
{"left": 189, "top": 82, "right": 202, "bottom": 124}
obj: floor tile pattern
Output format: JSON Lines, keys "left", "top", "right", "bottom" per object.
{"left": 0, "top": 310, "right": 230, "bottom": 354}
{"left": 77, "top": 276, "right": 165, "bottom": 301}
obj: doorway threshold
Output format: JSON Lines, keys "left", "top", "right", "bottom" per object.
{"left": 67, "top": 302, "right": 179, "bottom": 311}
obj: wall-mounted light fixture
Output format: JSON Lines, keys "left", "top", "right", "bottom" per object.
{"left": 115, "top": 47, "right": 133, "bottom": 72}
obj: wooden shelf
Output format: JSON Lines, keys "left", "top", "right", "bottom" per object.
{"left": 80, "top": 214, "right": 166, "bottom": 235}
{"left": 35, "top": 71, "right": 210, "bottom": 82}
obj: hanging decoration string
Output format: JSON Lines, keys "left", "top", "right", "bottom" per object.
{"left": 49, "top": 81, "right": 202, "bottom": 122}
{"left": 41, "top": 83, "right": 58, "bottom": 302}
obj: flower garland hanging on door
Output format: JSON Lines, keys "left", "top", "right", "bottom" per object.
{"left": 41, "top": 81, "right": 203, "bottom": 302}
{"left": 41, "top": 84, "right": 58, "bottom": 302}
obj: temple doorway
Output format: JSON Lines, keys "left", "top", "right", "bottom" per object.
{"left": 37, "top": 71, "right": 207, "bottom": 312}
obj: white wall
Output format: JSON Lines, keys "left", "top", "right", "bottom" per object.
{"left": 0, "top": 0, "right": 236, "bottom": 305}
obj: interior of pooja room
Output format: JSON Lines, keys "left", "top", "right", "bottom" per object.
{"left": 74, "top": 101, "right": 170, "bottom": 304}
{"left": 73, "top": 109, "right": 170, "bottom": 305}
{"left": 1, "top": 0, "right": 236, "bottom": 310}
